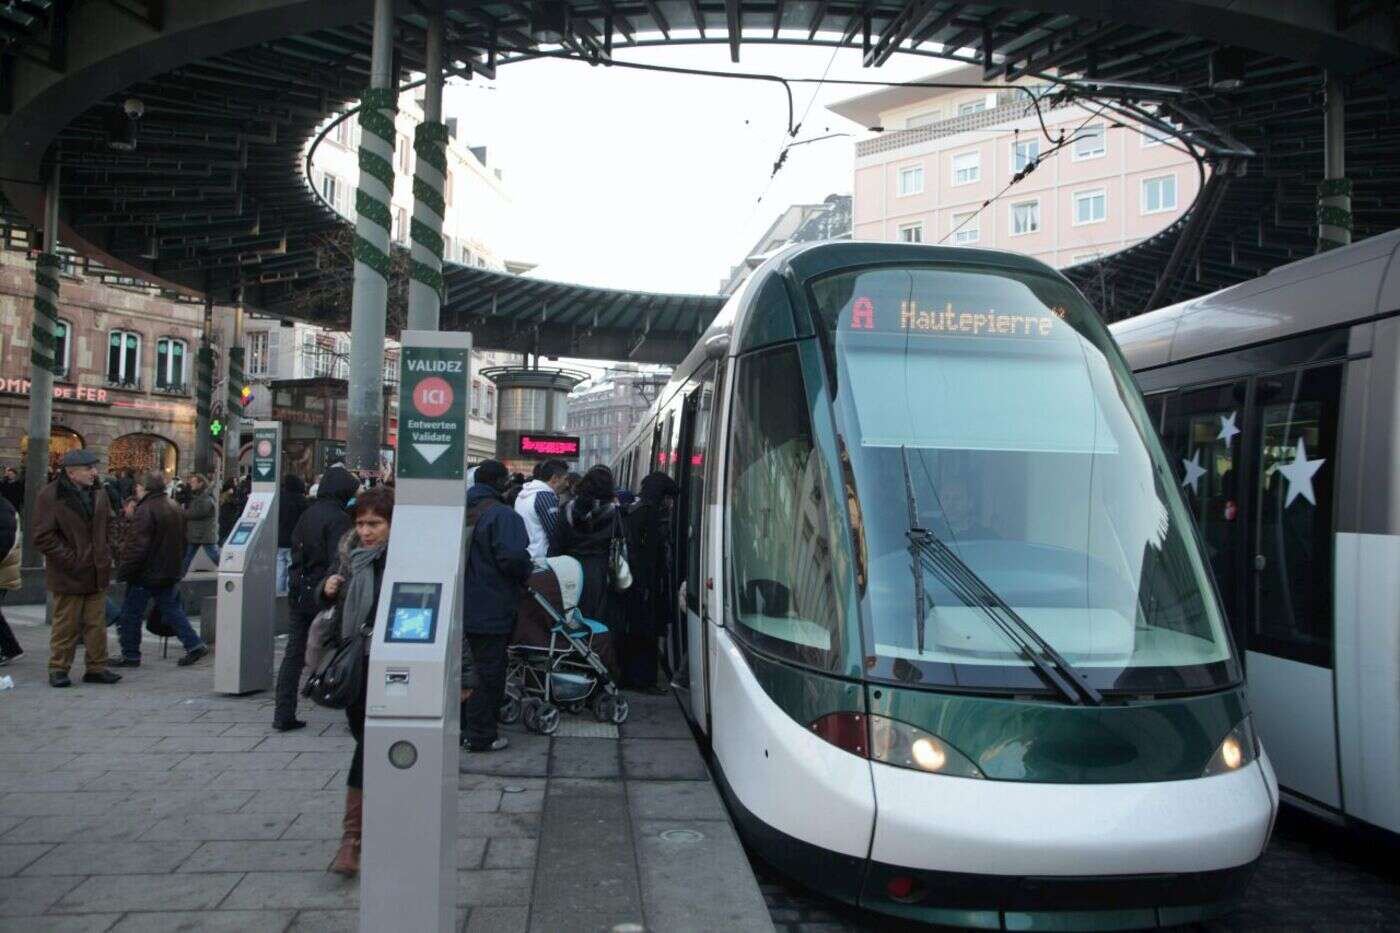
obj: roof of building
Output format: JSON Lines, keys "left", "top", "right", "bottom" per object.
{"left": 826, "top": 64, "right": 986, "bottom": 127}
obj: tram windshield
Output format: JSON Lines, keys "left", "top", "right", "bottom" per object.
{"left": 810, "top": 263, "right": 1239, "bottom": 695}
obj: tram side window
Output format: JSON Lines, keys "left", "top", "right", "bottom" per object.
{"left": 1162, "top": 381, "right": 1248, "bottom": 645}
{"left": 1251, "top": 365, "right": 1341, "bottom": 667}
{"left": 726, "top": 346, "right": 844, "bottom": 670}
{"left": 682, "top": 371, "right": 714, "bottom": 612}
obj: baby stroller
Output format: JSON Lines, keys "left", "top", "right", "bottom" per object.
{"left": 500, "top": 556, "right": 629, "bottom": 735}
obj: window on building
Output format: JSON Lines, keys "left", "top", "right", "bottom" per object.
{"left": 56, "top": 248, "right": 79, "bottom": 277}
{"left": 1011, "top": 138, "right": 1039, "bottom": 173}
{"left": 1142, "top": 175, "right": 1178, "bottom": 213}
{"left": 471, "top": 379, "right": 482, "bottom": 417}
{"left": 395, "top": 132, "right": 411, "bottom": 175}
{"left": 1010, "top": 200, "right": 1040, "bottom": 235}
{"left": 460, "top": 244, "right": 471, "bottom": 264}
{"left": 53, "top": 319, "right": 72, "bottom": 377}
{"left": 393, "top": 207, "right": 408, "bottom": 244}
{"left": 951, "top": 151, "right": 980, "bottom": 185}
{"left": 906, "top": 110, "right": 941, "bottom": 129}
{"left": 443, "top": 236, "right": 454, "bottom": 263}
{"left": 898, "top": 222, "right": 923, "bottom": 244}
{"left": 155, "top": 338, "right": 187, "bottom": 390}
{"left": 897, "top": 164, "right": 924, "bottom": 196}
{"left": 1073, "top": 189, "right": 1107, "bottom": 225}
{"left": 106, "top": 330, "right": 141, "bottom": 387}
{"left": 485, "top": 386, "right": 496, "bottom": 421}
{"left": 958, "top": 99, "right": 987, "bottom": 115}
{"left": 332, "top": 119, "right": 355, "bottom": 148}
{"left": 444, "top": 170, "right": 454, "bottom": 206}
{"left": 321, "top": 173, "right": 341, "bottom": 212}
{"left": 951, "top": 211, "right": 979, "bottom": 244}
{"left": 247, "top": 331, "right": 270, "bottom": 376}
{"left": 1074, "top": 122, "right": 1106, "bottom": 159}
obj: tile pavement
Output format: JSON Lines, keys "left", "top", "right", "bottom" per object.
{"left": 0, "top": 606, "right": 773, "bottom": 932}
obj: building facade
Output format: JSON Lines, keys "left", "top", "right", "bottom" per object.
{"left": 568, "top": 366, "right": 671, "bottom": 470}
{"left": 0, "top": 248, "right": 201, "bottom": 477}
{"left": 828, "top": 66, "right": 1198, "bottom": 268}
{"left": 720, "top": 194, "right": 852, "bottom": 296}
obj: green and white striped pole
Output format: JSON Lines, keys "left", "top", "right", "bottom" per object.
{"left": 225, "top": 301, "right": 245, "bottom": 482}
{"left": 408, "top": 12, "right": 447, "bottom": 332}
{"left": 193, "top": 294, "right": 215, "bottom": 475}
{"left": 21, "top": 162, "right": 61, "bottom": 568}
{"left": 347, "top": 0, "right": 396, "bottom": 471}
{"left": 1317, "top": 73, "right": 1351, "bottom": 253}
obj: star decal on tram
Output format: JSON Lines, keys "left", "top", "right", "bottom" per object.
{"left": 1181, "top": 449, "right": 1207, "bottom": 494}
{"left": 1276, "top": 437, "right": 1325, "bottom": 507}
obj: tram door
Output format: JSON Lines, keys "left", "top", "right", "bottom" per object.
{"left": 672, "top": 365, "right": 716, "bottom": 727}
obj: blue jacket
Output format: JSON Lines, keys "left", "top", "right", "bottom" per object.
{"left": 464, "top": 483, "right": 533, "bottom": 635}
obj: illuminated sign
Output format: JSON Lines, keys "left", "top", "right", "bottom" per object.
{"left": 519, "top": 434, "right": 580, "bottom": 458}
{"left": 843, "top": 296, "right": 1066, "bottom": 339}
{"left": 0, "top": 378, "right": 110, "bottom": 404}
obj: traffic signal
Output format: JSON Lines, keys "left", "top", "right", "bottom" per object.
{"left": 209, "top": 417, "right": 224, "bottom": 437}
{"left": 238, "top": 385, "right": 254, "bottom": 408}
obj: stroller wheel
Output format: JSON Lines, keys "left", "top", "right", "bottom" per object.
{"left": 610, "top": 696, "right": 630, "bottom": 725}
{"left": 591, "top": 693, "right": 613, "bottom": 723}
{"left": 535, "top": 704, "right": 561, "bottom": 735}
{"left": 521, "top": 697, "right": 542, "bottom": 733}
{"left": 561, "top": 699, "right": 586, "bottom": 715}
{"left": 498, "top": 694, "right": 521, "bottom": 725}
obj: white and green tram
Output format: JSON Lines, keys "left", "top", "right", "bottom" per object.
{"left": 615, "top": 241, "right": 1277, "bottom": 929}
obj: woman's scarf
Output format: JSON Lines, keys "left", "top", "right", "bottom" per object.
{"left": 340, "top": 541, "right": 387, "bottom": 642}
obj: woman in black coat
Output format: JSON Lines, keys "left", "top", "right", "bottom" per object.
{"left": 619, "top": 472, "right": 679, "bottom": 691}
{"left": 549, "top": 466, "right": 627, "bottom": 643}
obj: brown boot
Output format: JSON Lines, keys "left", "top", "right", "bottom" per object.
{"left": 330, "top": 787, "right": 362, "bottom": 876}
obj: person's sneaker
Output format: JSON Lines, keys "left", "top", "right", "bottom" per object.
{"left": 273, "top": 719, "right": 307, "bottom": 732}
{"left": 49, "top": 671, "right": 72, "bottom": 688}
{"left": 464, "top": 736, "right": 509, "bottom": 753}
{"left": 0, "top": 649, "right": 22, "bottom": 666}
{"left": 110, "top": 657, "right": 141, "bottom": 668}
{"left": 176, "top": 644, "right": 210, "bottom": 666}
{"left": 82, "top": 670, "right": 122, "bottom": 684}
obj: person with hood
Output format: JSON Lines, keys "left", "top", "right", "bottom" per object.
{"left": 180, "top": 472, "right": 220, "bottom": 577}
{"left": 0, "top": 490, "right": 24, "bottom": 664}
{"left": 550, "top": 465, "right": 628, "bottom": 642}
{"left": 112, "top": 471, "right": 210, "bottom": 668}
{"left": 620, "top": 471, "right": 680, "bottom": 691}
{"left": 462, "top": 460, "right": 533, "bottom": 752}
{"left": 32, "top": 450, "right": 119, "bottom": 687}
{"left": 274, "top": 465, "right": 358, "bottom": 732}
{"left": 514, "top": 458, "right": 568, "bottom": 560}
{"left": 276, "top": 474, "right": 310, "bottom": 596}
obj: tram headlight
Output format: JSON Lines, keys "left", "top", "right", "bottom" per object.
{"left": 812, "top": 713, "right": 983, "bottom": 779}
{"left": 1203, "top": 718, "right": 1260, "bottom": 777}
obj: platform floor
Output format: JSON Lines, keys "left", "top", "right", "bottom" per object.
{"left": 0, "top": 605, "right": 773, "bottom": 932}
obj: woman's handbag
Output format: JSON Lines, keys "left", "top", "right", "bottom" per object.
{"left": 609, "top": 515, "right": 633, "bottom": 592}
{"left": 302, "top": 623, "right": 367, "bottom": 710}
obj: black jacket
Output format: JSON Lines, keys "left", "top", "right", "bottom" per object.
{"left": 288, "top": 467, "right": 357, "bottom": 616}
{"left": 0, "top": 493, "right": 17, "bottom": 561}
{"left": 278, "top": 477, "right": 309, "bottom": 548}
{"left": 119, "top": 490, "right": 187, "bottom": 589}
{"left": 0, "top": 477, "right": 23, "bottom": 513}
{"left": 551, "top": 499, "right": 627, "bottom": 631}
{"left": 463, "top": 483, "right": 533, "bottom": 635}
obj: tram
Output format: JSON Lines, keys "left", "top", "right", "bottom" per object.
{"left": 1110, "top": 229, "right": 1400, "bottom": 840}
{"left": 613, "top": 241, "right": 1277, "bottom": 929}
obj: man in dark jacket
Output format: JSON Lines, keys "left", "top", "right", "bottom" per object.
{"left": 112, "top": 471, "right": 209, "bottom": 668}
{"left": 179, "top": 472, "right": 219, "bottom": 576}
{"left": 462, "top": 460, "right": 533, "bottom": 752}
{"left": 31, "top": 449, "right": 120, "bottom": 687}
{"left": 276, "top": 474, "right": 309, "bottom": 597}
{"left": 273, "top": 465, "right": 358, "bottom": 731}
{"left": 0, "top": 466, "right": 23, "bottom": 513}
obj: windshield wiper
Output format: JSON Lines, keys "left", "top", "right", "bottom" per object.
{"left": 898, "top": 448, "right": 1102, "bottom": 706}
{"left": 899, "top": 446, "right": 930, "bottom": 656}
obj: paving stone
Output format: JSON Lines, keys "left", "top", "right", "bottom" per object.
{"left": 61, "top": 753, "right": 190, "bottom": 773}
{"left": 0, "top": 874, "right": 85, "bottom": 915}
{"left": 457, "top": 775, "right": 547, "bottom": 794}
{"left": 546, "top": 777, "right": 624, "bottom": 799}
{"left": 118, "top": 721, "right": 237, "bottom": 738}
{"left": 0, "top": 818, "right": 20, "bottom": 838}
{"left": 0, "top": 843, "right": 51, "bottom": 876}
{"left": 251, "top": 734, "right": 357, "bottom": 752}
{"left": 37, "top": 735, "right": 162, "bottom": 754}
{"left": 180, "top": 838, "right": 339, "bottom": 873}
{"left": 0, "top": 753, "right": 78, "bottom": 772}
{"left": 484, "top": 837, "right": 537, "bottom": 870}
{"left": 0, "top": 792, "right": 131, "bottom": 817}
{"left": 635, "top": 819, "right": 772, "bottom": 932}
{"left": 21, "top": 840, "right": 201, "bottom": 876}
{"left": 122, "top": 789, "right": 257, "bottom": 817}
{"left": 457, "top": 734, "right": 549, "bottom": 777}
{"left": 1, "top": 771, "right": 96, "bottom": 792}
{"left": 463, "top": 906, "right": 528, "bottom": 933}
{"left": 77, "top": 770, "right": 220, "bottom": 792}
{"left": 108, "top": 910, "right": 296, "bottom": 932}
{"left": 498, "top": 789, "right": 545, "bottom": 813}
{"left": 628, "top": 779, "right": 728, "bottom": 821}
{"left": 173, "top": 752, "right": 297, "bottom": 771}
{"left": 222, "top": 870, "right": 358, "bottom": 910}
{"left": 52, "top": 872, "right": 243, "bottom": 913}
{"left": 140, "top": 813, "right": 294, "bottom": 842}
{"left": 529, "top": 792, "right": 640, "bottom": 933}
{"left": 0, "top": 915, "right": 121, "bottom": 932}
{"left": 286, "top": 909, "right": 359, "bottom": 931}
{"left": 0, "top": 813, "right": 159, "bottom": 843}
{"left": 456, "top": 790, "right": 502, "bottom": 814}
{"left": 620, "top": 738, "right": 709, "bottom": 781}
{"left": 240, "top": 789, "right": 346, "bottom": 813}
{"left": 457, "top": 812, "right": 540, "bottom": 839}
{"left": 204, "top": 769, "right": 338, "bottom": 791}
{"left": 278, "top": 812, "right": 344, "bottom": 840}
{"left": 150, "top": 735, "right": 266, "bottom": 753}
{"left": 548, "top": 736, "right": 620, "bottom": 778}
{"left": 285, "top": 752, "right": 351, "bottom": 770}
{"left": 457, "top": 868, "right": 533, "bottom": 907}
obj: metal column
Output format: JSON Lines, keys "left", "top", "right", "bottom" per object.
{"left": 347, "top": 0, "right": 396, "bottom": 470}
{"left": 407, "top": 11, "right": 447, "bottom": 333}
{"left": 21, "top": 162, "right": 61, "bottom": 568}
{"left": 193, "top": 294, "right": 215, "bottom": 475}
{"left": 1317, "top": 72, "right": 1351, "bottom": 252}
{"left": 225, "top": 301, "right": 245, "bottom": 482}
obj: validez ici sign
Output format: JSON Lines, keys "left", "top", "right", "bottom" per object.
{"left": 399, "top": 345, "right": 468, "bottom": 480}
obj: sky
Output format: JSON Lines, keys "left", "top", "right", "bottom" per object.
{"left": 440, "top": 44, "right": 945, "bottom": 295}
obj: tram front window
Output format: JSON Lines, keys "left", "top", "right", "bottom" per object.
{"left": 811, "top": 264, "right": 1239, "bottom": 695}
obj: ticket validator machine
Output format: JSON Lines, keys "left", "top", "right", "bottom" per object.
{"left": 361, "top": 331, "right": 470, "bottom": 933}
{"left": 214, "top": 421, "right": 281, "bottom": 695}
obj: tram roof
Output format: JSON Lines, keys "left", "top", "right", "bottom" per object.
{"left": 1, "top": 1, "right": 1398, "bottom": 360}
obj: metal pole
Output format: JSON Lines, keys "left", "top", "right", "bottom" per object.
{"left": 407, "top": 11, "right": 447, "bottom": 332}
{"left": 1317, "top": 72, "right": 1351, "bottom": 252}
{"left": 347, "top": 0, "right": 396, "bottom": 470}
{"left": 194, "top": 294, "right": 215, "bottom": 475}
{"left": 225, "top": 300, "right": 245, "bottom": 482}
{"left": 21, "top": 162, "right": 61, "bottom": 567}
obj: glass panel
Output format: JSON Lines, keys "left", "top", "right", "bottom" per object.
{"left": 1075, "top": 124, "right": 1105, "bottom": 157}
{"left": 171, "top": 341, "right": 185, "bottom": 386}
{"left": 727, "top": 346, "right": 844, "bottom": 670}
{"left": 1251, "top": 366, "right": 1341, "bottom": 667}
{"left": 683, "top": 372, "right": 713, "bottom": 612}
{"left": 54, "top": 321, "right": 69, "bottom": 374}
{"left": 809, "top": 264, "right": 1236, "bottom": 694}
{"left": 108, "top": 332, "right": 121, "bottom": 381}
{"left": 156, "top": 339, "right": 170, "bottom": 388}
{"left": 1163, "top": 382, "right": 1248, "bottom": 647}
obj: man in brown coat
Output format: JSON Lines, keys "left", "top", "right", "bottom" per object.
{"left": 32, "top": 449, "right": 121, "bottom": 688}
{"left": 112, "top": 471, "right": 209, "bottom": 668}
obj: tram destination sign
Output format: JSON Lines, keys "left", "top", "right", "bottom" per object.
{"left": 399, "top": 345, "right": 467, "bottom": 481}
{"left": 518, "top": 434, "right": 580, "bottom": 458}
{"left": 252, "top": 426, "right": 278, "bottom": 483}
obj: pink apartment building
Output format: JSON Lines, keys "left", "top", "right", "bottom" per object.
{"left": 827, "top": 66, "right": 1200, "bottom": 268}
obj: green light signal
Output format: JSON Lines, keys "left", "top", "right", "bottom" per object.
{"left": 210, "top": 418, "right": 224, "bottom": 438}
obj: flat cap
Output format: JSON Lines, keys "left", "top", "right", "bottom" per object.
{"left": 61, "top": 449, "right": 100, "bottom": 467}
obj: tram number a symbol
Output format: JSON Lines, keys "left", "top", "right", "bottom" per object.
{"left": 851, "top": 297, "right": 875, "bottom": 330}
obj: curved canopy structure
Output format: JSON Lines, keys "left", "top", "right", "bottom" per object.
{"left": 1, "top": 1, "right": 1398, "bottom": 360}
